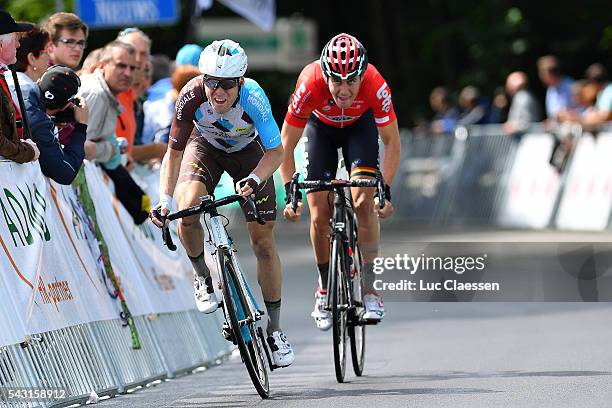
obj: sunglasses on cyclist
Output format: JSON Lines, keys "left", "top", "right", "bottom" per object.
{"left": 203, "top": 76, "right": 240, "bottom": 90}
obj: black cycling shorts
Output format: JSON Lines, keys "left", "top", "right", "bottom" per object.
{"left": 302, "top": 109, "right": 379, "bottom": 190}
{"left": 178, "top": 134, "right": 276, "bottom": 222}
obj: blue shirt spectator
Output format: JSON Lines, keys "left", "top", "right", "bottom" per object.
{"left": 537, "top": 55, "right": 575, "bottom": 120}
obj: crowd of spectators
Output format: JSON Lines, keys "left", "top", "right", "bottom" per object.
{"left": 0, "top": 8, "right": 209, "bottom": 223}
{"left": 423, "top": 55, "right": 612, "bottom": 139}
{"left": 2, "top": 7, "right": 611, "bottom": 193}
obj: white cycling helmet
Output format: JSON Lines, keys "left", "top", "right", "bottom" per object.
{"left": 198, "top": 39, "right": 248, "bottom": 78}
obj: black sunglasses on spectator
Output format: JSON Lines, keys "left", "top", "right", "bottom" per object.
{"left": 203, "top": 76, "right": 240, "bottom": 90}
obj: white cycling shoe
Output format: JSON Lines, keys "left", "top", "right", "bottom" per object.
{"left": 311, "top": 289, "right": 332, "bottom": 331}
{"left": 362, "top": 293, "right": 385, "bottom": 320}
{"left": 267, "top": 330, "right": 294, "bottom": 367}
{"left": 194, "top": 276, "right": 218, "bottom": 314}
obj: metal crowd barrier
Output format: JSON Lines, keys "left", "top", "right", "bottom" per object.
{"left": 0, "top": 310, "right": 231, "bottom": 408}
{"left": 392, "top": 124, "right": 558, "bottom": 226}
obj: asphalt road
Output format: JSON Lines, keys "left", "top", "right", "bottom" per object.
{"left": 99, "top": 221, "right": 612, "bottom": 408}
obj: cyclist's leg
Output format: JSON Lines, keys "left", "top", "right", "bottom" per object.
{"left": 175, "top": 138, "right": 222, "bottom": 258}
{"left": 342, "top": 110, "right": 386, "bottom": 319}
{"left": 176, "top": 138, "right": 223, "bottom": 312}
{"left": 303, "top": 116, "right": 342, "bottom": 289}
{"left": 303, "top": 117, "right": 343, "bottom": 330}
{"left": 225, "top": 139, "right": 294, "bottom": 366}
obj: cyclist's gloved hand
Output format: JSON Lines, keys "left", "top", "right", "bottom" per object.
{"left": 283, "top": 181, "right": 304, "bottom": 222}
{"left": 235, "top": 173, "right": 260, "bottom": 198}
{"left": 150, "top": 194, "right": 174, "bottom": 228}
{"left": 374, "top": 184, "right": 394, "bottom": 219}
{"left": 284, "top": 181, "right": 302, "bottom": 204}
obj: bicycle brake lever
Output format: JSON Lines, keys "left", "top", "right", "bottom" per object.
{"left": 246, "top": 197, "right": 266, "bottom": 225}
{"left": 290, "top": 173, "right": 300, "bottom": 213}
{"left": 161, "top": 215, "right": 177, "bottom": 251}
{"left": 376, "top": 173, "right": 386, "bottom": 210}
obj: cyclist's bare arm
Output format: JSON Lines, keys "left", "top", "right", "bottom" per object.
{"left": 279, "top": 122, "right": 305, "bottom": 185}
{"left": 236, "top": 143, "right": 284, "bottom": 197}
{"left": 279, "top": 122, "right": 306, "bottom": 220}
{"left": 251, "top": 144, "right": 284, "bottom": 184}
{"left": 159, "top": 146, "right": 183, "bottom": 201}
{"left": 378, "top": 119, "right": 401, "bottom": 185}
{"left": 374, "top": 119, "right": 400, "bottom": 219}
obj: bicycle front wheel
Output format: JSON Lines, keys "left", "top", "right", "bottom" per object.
{"left": 349, "top": 240, "right": 366, "bottom": 376}
{"left": 219, "top": 249, "right": 270, "bottom": 398}
{"left": 330, "top": 235, "right": 348, "bottom": 383}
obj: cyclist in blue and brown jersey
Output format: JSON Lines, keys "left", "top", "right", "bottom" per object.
{"left": 150, "top": 39, "right": 293, "bottom": 367}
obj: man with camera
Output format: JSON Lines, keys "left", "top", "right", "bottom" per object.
{"left": 7, "top": 63, "right": 89, "bottom": 184}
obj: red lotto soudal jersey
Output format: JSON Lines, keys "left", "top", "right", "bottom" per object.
{"left": 285, "top": 61, "right": 396, "bottom": 129}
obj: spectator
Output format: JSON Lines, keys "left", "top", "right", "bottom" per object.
{"left": 142, "top": 64, "right": 200, "bottom": 145}
{"left": 503, "top": 71, "right": 542, "bottom": 136}
{"left": 429, "top": 86, "right": 459, "bottom": 134}
{"left": 116, "top": 27, "right": 165, "bottom": 162}
{"left": 0, "top": 10, "right": 38, "bottom": 163}
{"left": 557, "top": 80, "right": 598, "bottom": 123}
{"left": 13, "top": 25, "right": 50, "bottom": 82}
{"left": 78, "top": 41, "right": 136, "bottom": 169}
{"left": 133, "top": 58, "right": 152, "bottom": 147}
{"left": 537, "top": 55, "right": 574, "bottom": 122}
{"left": 175, "top": 43, "right": 202, "bottom": 67}
{"left": 7, "top": 62, "right": 89, "bottom": 184}
{"left": 457, "top": 85, "right": 487, "bottom": 126}
{"left": 43, "top": 12, "right": 88, "bottom": 69}
{"left": 146, "top": 54, "right": 173, "bottom": 102}
{"left": 79, "top": 47, "right": 102, "bottom": 75}
{"left": 582, "top": 63, "right": 612, "bottom": 127}
{"left": 487, "top": 86, "right": 509, "bottom": 123}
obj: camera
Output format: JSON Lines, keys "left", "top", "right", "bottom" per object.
{"left": 67, "top": 96, "right": 82, "bottom": 108}
{"left": 51, "top": 107, "right": 76, "bottom": 124}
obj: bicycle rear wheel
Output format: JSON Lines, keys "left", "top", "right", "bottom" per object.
{"left": 349, "top": 240, "right": 366, "bottom": 376}
{"left": 219, "top": 249, "right": 270, "bottom": 398}
{"left": 330, "top": 235, "right": 348, "bottom": 383}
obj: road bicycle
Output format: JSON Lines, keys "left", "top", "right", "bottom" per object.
{"left": 159, "top": 194, "right": 275, "bottom": 398}
{"left": 288, "top": 173, "right": 386, "bottom": 383}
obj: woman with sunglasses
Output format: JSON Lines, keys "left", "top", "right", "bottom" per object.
{"left": 150, "top": 39, "right": 294, "bottom": 369}
{"left": 6, "top": 24, "right": 89, "bottom": 185}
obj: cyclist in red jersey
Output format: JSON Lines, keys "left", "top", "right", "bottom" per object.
{"left": 280, "top": 33, "right": 401, "bottom": 330}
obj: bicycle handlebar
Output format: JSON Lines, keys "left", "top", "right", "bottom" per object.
{"left": 160, "top": 195, "right": 265, "bottom": 251}
{"left": 289, "top": 172, "right": 386, "bottom": 212}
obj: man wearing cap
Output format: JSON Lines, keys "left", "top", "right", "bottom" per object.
{"left": 7, "top": 64, "right": 89, "bottom": 184}
{"left": 0, "top": 9, "right": 39, "bottom": 163}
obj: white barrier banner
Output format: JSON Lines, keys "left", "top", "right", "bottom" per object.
{"left": 0, "top": 161, "right": 117, "bottom": 347}
{"left": 498, "top": 133, "right": 561, "bottom": 228}
{"left": 84, "top": 162, "right": 195, "bottom": 315}
{"left": 555, "top": 133, "right": 612, "bottom": 230}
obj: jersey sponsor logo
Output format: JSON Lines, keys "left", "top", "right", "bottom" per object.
{"left": 235, "top": 127, "right": 248, "bottom": 132}
{"left": 175, "top": 88, "right": 196, "bottom": 120}
{"left": 187, "top": 161, "right": 205, "bottom": 173}
{"left": 255, "top": 195, "right": 270, "bottom": 205}
{"left": 376, "top": 83, "right": 392, "bottom": 113}
{"left": 319, "top": 114, "right": 357, "bottom": 122}
{"left": 291, "top": 83, "right": 308, "bottom": 113}
{"left": 322, "top": 105, "right": 331, "bottom": 111}
{"left": 247, "top": 90, "right": 270, "bottom": 123}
